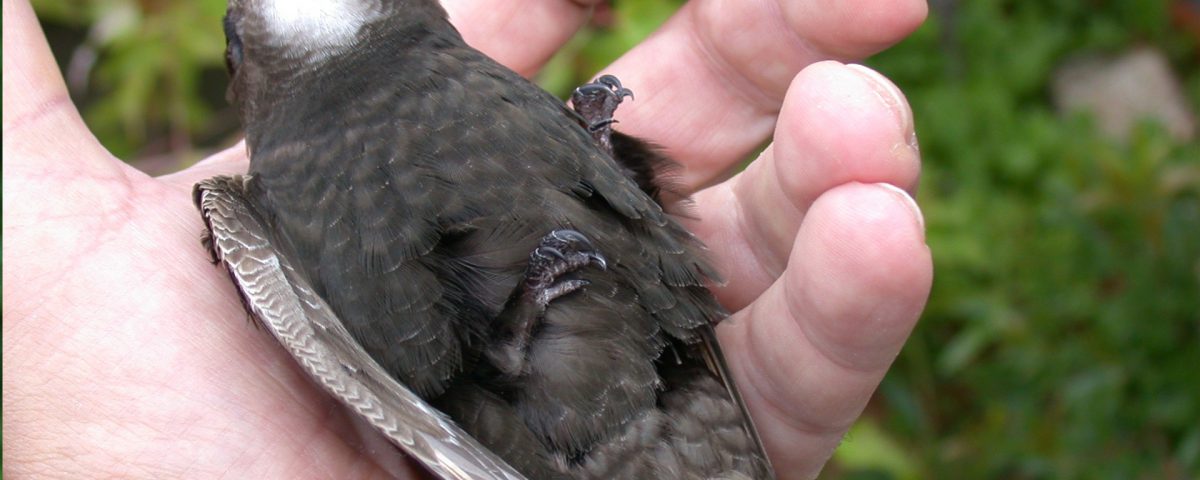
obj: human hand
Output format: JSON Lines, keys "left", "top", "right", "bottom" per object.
{"left": 2, "top": 0, "right": 931, "bottom": 478}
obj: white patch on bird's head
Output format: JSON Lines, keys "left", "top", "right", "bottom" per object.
{"left": 256, "top": 0, "right": 383, "bottom": 59}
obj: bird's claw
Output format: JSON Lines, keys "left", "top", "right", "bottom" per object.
{"left": 571, "top": 74, "right": 636, "bottom": 155}
{"left": 525, "top": 229, "right": 608, "bottom": 306}
{"left": 574, "top": 75, "right": 634, "bottom": 103}
{"left": 488, "top": 229, "right": 610, "bottom": 376}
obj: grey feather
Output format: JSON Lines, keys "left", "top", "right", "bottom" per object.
{"left": 195, "top": 175, "right": 528, "bottom": 480}
{"left": 198, "top": 1, "right": 777, "bottom": 477}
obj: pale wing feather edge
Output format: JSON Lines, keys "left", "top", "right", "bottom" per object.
{"left": 194, "top": 175, "right": 527, "bottom": 480}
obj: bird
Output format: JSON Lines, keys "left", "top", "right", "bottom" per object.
{"left": 194, "top": 0, "right": 774, "bottom": 478}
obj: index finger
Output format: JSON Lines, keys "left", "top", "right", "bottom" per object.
{"left": 442, "top": 0, "right": 601, "bottom": 76}
{"left": 601, "top": 0, "right": 927, "bottom": 190}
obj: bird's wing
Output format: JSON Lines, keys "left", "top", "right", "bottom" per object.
{"left": 697, "top": 325, "right": 779, "bottom": 479}
{"left": 194, "top": 175, "right": 528, "bottom": 480}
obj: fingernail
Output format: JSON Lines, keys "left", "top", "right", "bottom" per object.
{"left": 845, "top": 64, "right": 918, "bottom": 152}
{"left": 875, "top": 182, "right": 925, "bottom": 240}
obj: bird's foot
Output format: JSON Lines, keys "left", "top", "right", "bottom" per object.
{"left": 571, "top": 74, "right": 634, "bottom": 155}
{"left": 523, "top": 229, "right": 608, "bottom": 307}
{"left": 489, "top": 229, "right": 608, "bottom": 376}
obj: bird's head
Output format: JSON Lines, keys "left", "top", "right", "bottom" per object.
{"left": 222, "top": 0, "right": 449, "bottom": 115}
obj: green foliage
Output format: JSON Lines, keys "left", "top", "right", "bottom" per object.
{"left": 844, "top": 1, "right": 1200, "bottom": 478}
{"left": 33, "top": 0, "right": 229, "bottom": 160}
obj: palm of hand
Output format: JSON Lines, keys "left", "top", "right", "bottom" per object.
{"left": 2, "top": 1, "right": 932, "bottom": 479}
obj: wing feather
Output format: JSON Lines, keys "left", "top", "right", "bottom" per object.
{"left": 195, "top": 175, "right": 527, "bottom": 480}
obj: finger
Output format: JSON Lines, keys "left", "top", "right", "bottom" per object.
{"left": 3, "top": 0, "right": 68, "bottom": 133}
{"left": 3, "top": 0, "right": 149, "bottom": 287}
{"left": 687, "top": 62, "right": 921, "bottom": 310}
{"left": 441, "top": 0, "right": 602, "bottom": 76}
{"left": 719, "top": 182, "right": 932, "bottom": 479}
{"left": 2, "top": 0, "right": 121, "bottom": 176}
{"left": 603, "top": 0, "right": 927, "bottom": 189}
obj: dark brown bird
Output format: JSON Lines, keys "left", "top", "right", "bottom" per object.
{"left": 195, "top": 1, "right": 774, "bottom": 478}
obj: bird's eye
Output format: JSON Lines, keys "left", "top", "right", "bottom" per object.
{"left": 223, "top": 13, "right": 243, "bottom": 75}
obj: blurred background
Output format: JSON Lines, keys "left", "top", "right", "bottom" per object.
{"left": 31, "top": 0, "right": 1200, "bottom": 478}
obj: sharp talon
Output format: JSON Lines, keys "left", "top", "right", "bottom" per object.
{"left": 574, "top": 84, "right": 608, "bottom": 96}
{"left": 494, "top": 228, "right": 609, "bottom": 375}
{"left": 571, "top": 75, "right": 636, "bottom": 155}
{"left": 597, "top": 74, "right": 622, "bottom": 90}
{"left": 552, "top": 229, "right": 599, "bottom": 254}
{"left": 572, "top": 80, "right": 633, "bottom": 104}
{"left": 528, "top": 229, "right": 607, "bottom": 282}
{"left": 536, "top": 246, "right": 566, "bottom": 261}
{"left": 588, "top": 118, "right": 617, "bottom": 132}
{"left": 551, "top": 229, "right": 589, "bottom": 244}
{"left": 594, "top": 75, "right": 634, "bottom": 100}
{"left": 589, "top": 253, "right": 608, "bottom": 271}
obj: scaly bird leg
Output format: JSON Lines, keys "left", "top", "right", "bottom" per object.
{"left": 570, "top": 74, "right": 634, "bottom": 156}
{"left": 488, "top": 229, "right": 607, "bottom": 376}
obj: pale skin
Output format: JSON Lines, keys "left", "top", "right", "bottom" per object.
{"left": 2, "top": 0, "right": 933, "bottom": 478}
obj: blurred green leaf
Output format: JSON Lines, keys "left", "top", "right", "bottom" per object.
{"left": 35, "top": 0, "right": 230, "bottom": 163}
{"left": 834, "top": 418, "right": 922, "bottom": 480}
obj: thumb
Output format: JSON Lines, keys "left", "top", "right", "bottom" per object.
{"left": 3, "top": 0, "right": 128, "bottom": 178}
